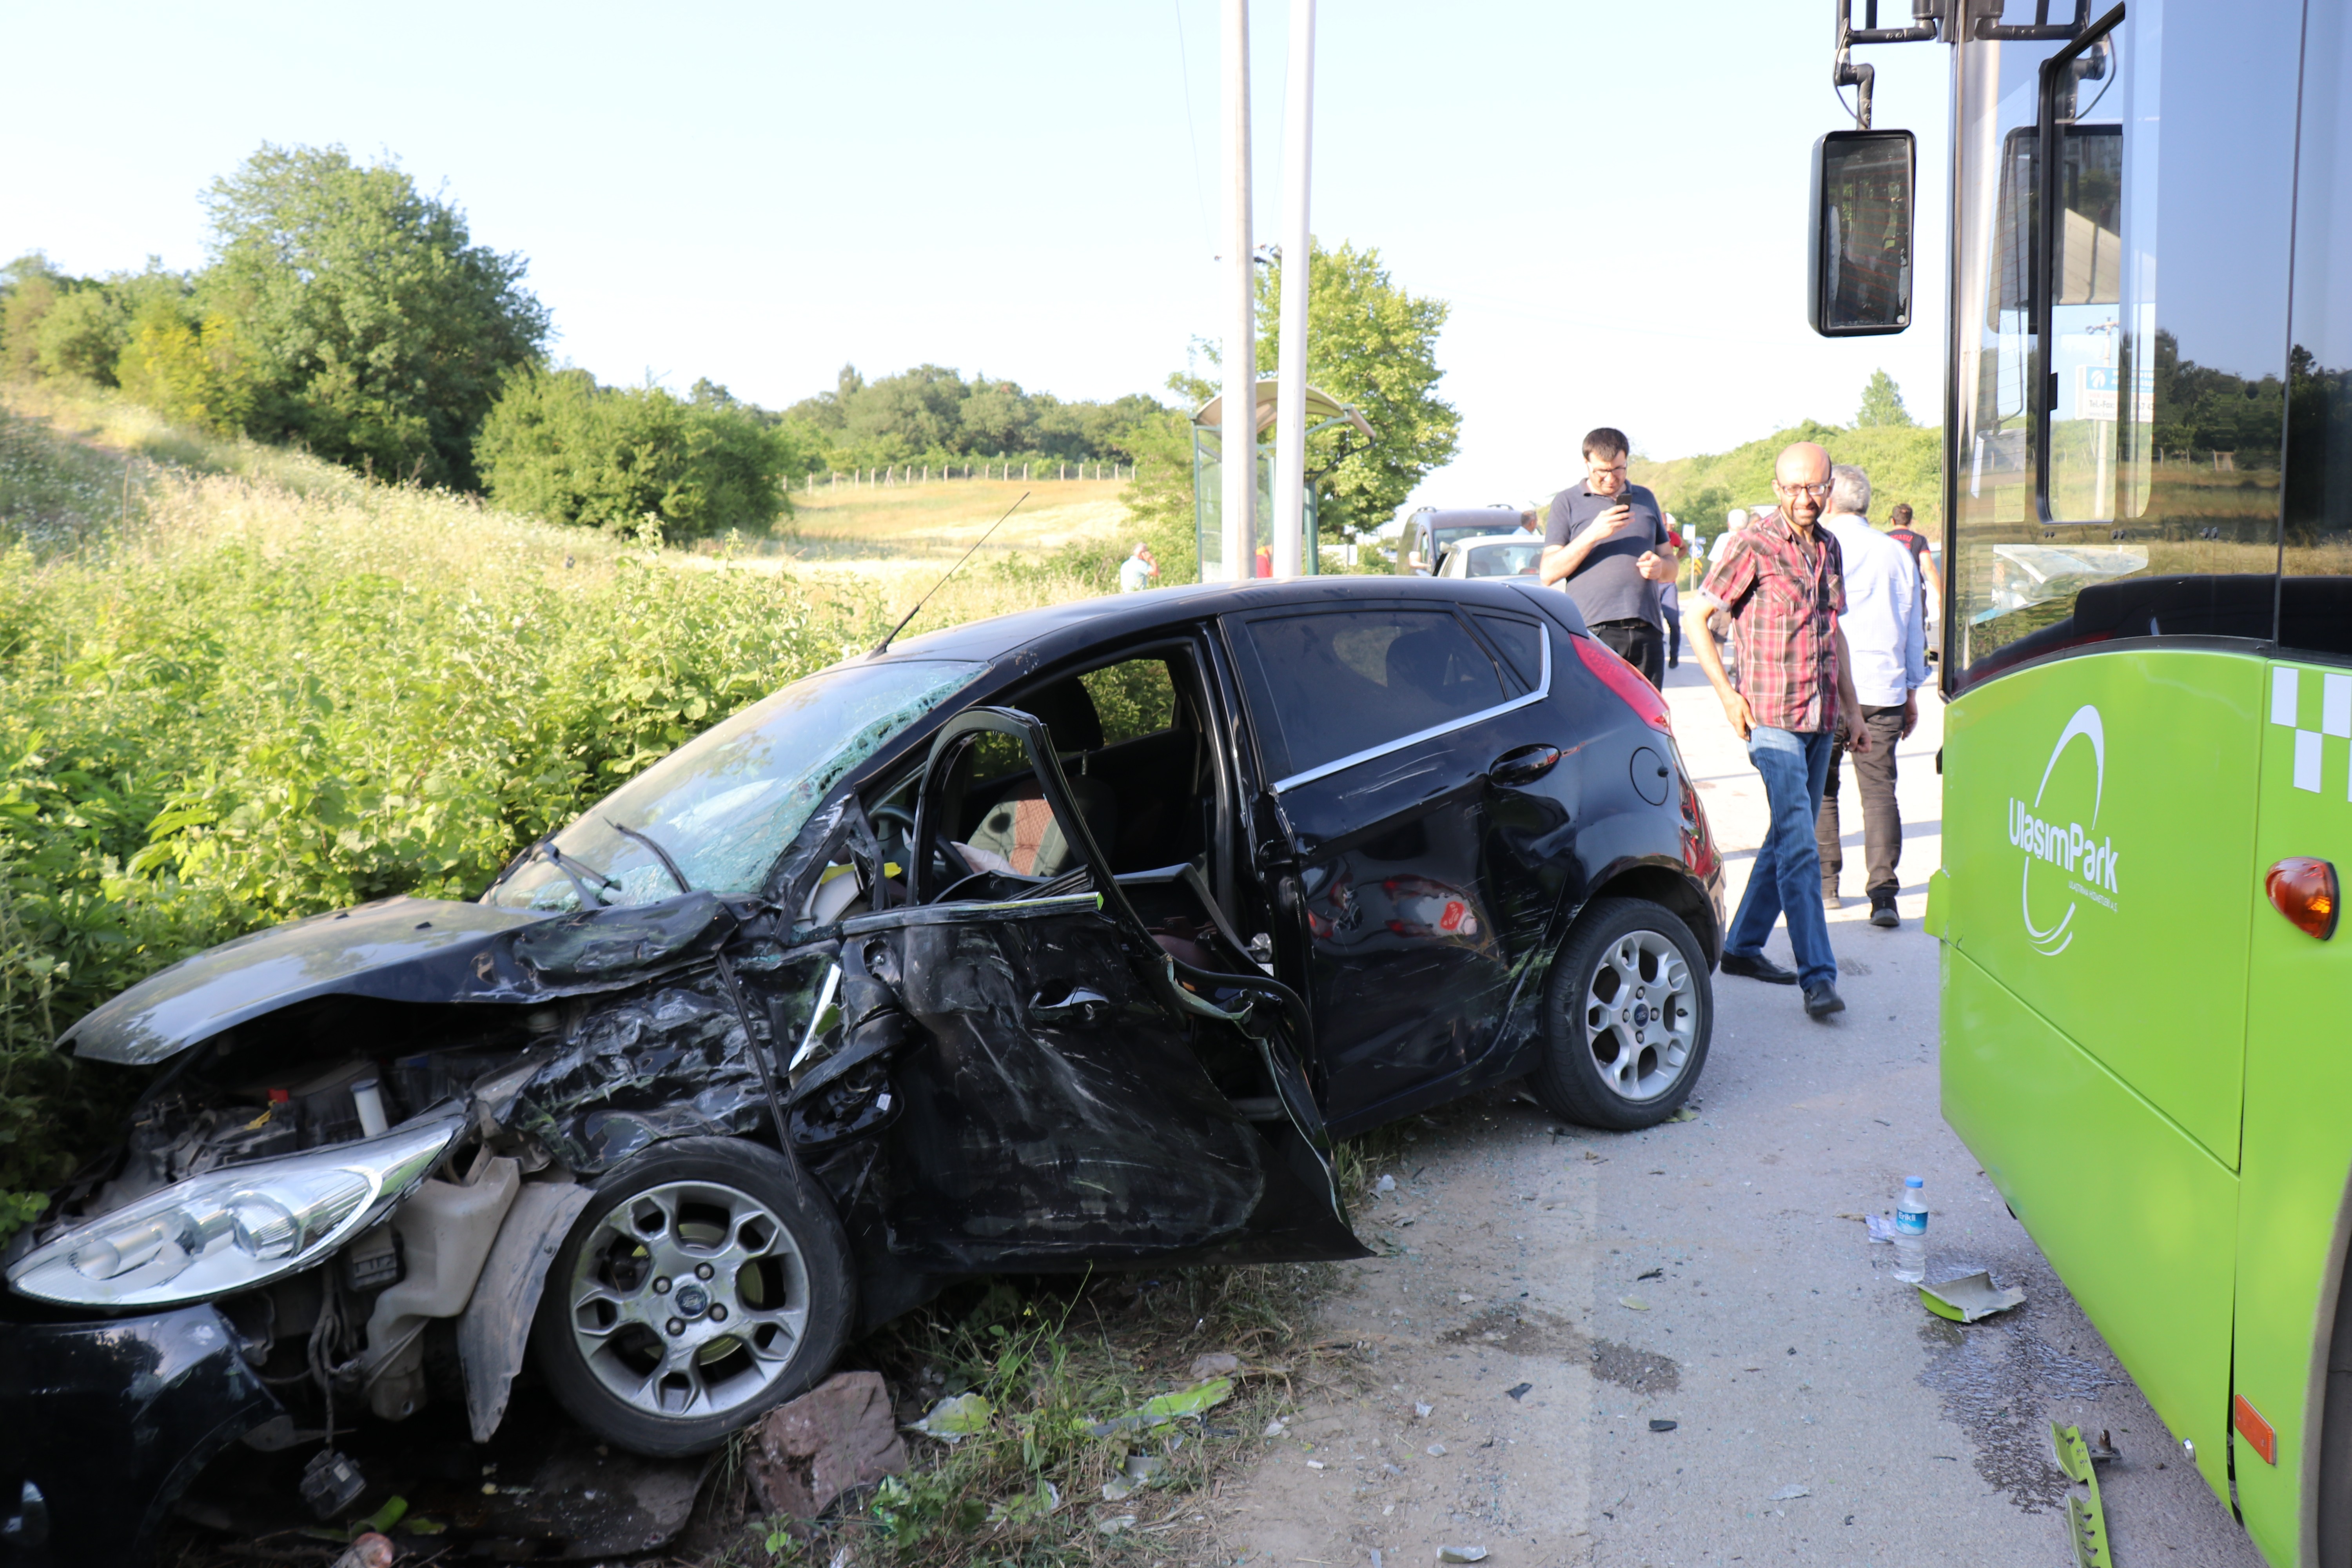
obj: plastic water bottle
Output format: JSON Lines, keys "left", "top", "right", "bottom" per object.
{"left": 1893, "top": 1176, "right": 1929, "bottom": 1283}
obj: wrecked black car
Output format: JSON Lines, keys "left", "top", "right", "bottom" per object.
{"left": 0, "top": 576, "right": 1721, "bottom": 1563}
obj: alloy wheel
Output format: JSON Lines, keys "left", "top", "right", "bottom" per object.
{"left": 1579, "top": 928, "right": 1700, "bottom": 1102}
{"left": 565, "top": 1179, "right": 811, "bottom": 1421}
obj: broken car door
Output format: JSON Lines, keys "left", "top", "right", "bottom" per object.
{"left": 1225, "top": 604, "right": 1565, "bottom": 1131}
{"left": 837, "top": 707, "right": 1362, "bottom": 1272}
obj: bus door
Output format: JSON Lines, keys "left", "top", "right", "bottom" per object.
{"left": 2229, "top": 5, "right": 2352, "bottom": 1552}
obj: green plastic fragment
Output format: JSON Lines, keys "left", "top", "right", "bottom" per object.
{"left": 358, "top": 1495, "right": 408, "bottom": 1535}
{"left": 908, "top": 1391, "right": 996, "bottom": 1444}
{"left": 2050, "top": 1422, "right": 2112, "bottom": 1567}
{"left": 1084, "top": 1376, "right": 1235, "bottom": 1437}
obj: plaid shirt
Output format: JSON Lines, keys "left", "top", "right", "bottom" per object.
{"left": 1700, "top": 509, "right": 1847, "bottom": 733}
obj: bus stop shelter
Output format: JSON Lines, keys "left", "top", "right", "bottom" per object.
{"left": 1192, "top": 380, "right": 1375, "bottom": 581}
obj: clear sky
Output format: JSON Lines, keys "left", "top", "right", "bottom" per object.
{"left": 0, "top": 1, "right": 1953, "bottom": 511}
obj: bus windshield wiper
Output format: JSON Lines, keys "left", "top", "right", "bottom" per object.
{"left": 607, "top": 820, "right": 694, "bottom": 895}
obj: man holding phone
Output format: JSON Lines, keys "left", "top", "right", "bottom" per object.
{"left": 1540, "top": 427, "right": 1678, "bottom": 685}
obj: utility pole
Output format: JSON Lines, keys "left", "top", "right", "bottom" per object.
{"left": 1221, "top": 0, "right": 1256, "bottom": 583}
{"left": 1270, "top": 0, "right": 1315, "bottom": 579}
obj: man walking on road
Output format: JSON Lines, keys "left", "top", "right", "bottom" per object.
{"left": 1687, "top": 441, "right": 1870, "bottom": 1020}
{"left": 1814, "top": 466, "right": 1925, "bottom": 928}
{"left": 1541, "top": 428, "right": 1678, "bottom": 686}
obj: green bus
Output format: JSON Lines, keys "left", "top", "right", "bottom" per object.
{"left": 1812, "top": 0, "right": 2352, "bottom": 1559}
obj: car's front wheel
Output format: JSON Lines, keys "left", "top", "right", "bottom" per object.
{"left": 1530, "top": 897, "right": 1712, "bottom": 1131}
{"left": 530, "top": 1137, "right": 853, "bottom": 1457}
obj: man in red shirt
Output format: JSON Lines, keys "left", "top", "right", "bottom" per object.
{"left": 1687, "top": 442, "right": 1870, "bottom": 1020}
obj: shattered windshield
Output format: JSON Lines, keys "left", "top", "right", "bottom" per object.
{"left": 485, "top": 658, "right": 984, "bottom": 911}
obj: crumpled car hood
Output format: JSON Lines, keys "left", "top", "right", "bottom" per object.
{"left": 61, "top": 891, "right": 749, "bottom": 1065}
{"left": 61, "top": 897, "right": 551, "bottom": 1064}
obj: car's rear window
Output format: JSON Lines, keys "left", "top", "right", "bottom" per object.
{"left": 1232, "top": 608, "right": 1508, "bottom": 782}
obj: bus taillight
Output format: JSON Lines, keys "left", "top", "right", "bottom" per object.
{"left": 2265, "top": 858, "right": 2339, "bottom": 942}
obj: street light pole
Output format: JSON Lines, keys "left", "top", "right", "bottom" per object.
{"left": 1270, "top": 0, "right": 1314, "bottom": 580}
{"left": 1221, "top": 0, "right": 1256, "bottom": 583}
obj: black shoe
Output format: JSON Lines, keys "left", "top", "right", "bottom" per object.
{"left": 1804, "top": 981, "right": 1846, "bottom": 1019}
{"left": 1869, "top": 893, "right": 1899, "bottom": 929}
{"left": 1721, "top": 952, "right": 1799, "bottom": 985}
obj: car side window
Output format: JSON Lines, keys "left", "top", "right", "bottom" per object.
{"left": 1234, "top": 608, "right": 1508, "bottom": 783}
{"left": 1471, "top": 612, "right": 1543, "bottom": 690}
{"left": 1079, "top": 657, "right": 1178, "bottom": 746}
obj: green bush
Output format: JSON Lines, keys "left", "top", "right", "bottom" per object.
{"left": 0, "top": 405, "right": 877, "bottom": 1222}
{"left": 475, "top": 367, "right": 803, "bottom": 539}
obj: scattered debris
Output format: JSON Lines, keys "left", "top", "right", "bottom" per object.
{"left": 1865, "top": 1213, "right": 1898, "bottom": 1244}
{"left": 1438, "top": 1546, "right": 1490, "bottom": 1563}
{"left": 1636, "top": 1267, "right": 1663, "bottom": 1280}
{"left": 1769, "top": 1484, "right": 1811, "bottom": 1501}
{"left": 1505, "top": 1383, "right": 1533, "bottom": 1401}
{"left": 1665, "top": 1107, "right": 1699, "bottom": 1122}
{"left": 909, "top": 1390, "right": 996, "bottom": 1445}
{"left": 1377, "top": 1174, "right": 1397, "bottom": 1193}
{"left": 1188, "top": 1352, "right": 1242, "bottom": 1380}
{"left": 1619, "top": 1295, "right": 1650, "bottom": 1311}
{"left": 987, "top": 1479, "right": 1061, "bottom": 1524}
{"left": 2051, "top": 1421, "right": 2113, "bottom": 1566}
{"left": 1414, "top": 1402, "right": 1434, "bottom": 1419}
{"left": 299, "top": 1450, "right": 367, "bottom": 1520}
{"left": 1084, "top": 1376, "right": 1234, "bottom": 1437}
{"left": 1649, "top": 1419, "right": 1679, "bottom": 1432}
{"left": 1263, "top": 1418, "right": 1290, "bottom": 1437}
{"left": 1456, "top": 1292, "right": 1477, "bottom": 1303}
{"left": 1102, "top": 1455, "right": 1167, "bottom": 1501}
{"left": 1426, "top": 1443, "right": 1447, "bottom": 1456}
{"left": 328, "top": 1535, "right": 394, "bottom": 1568}
{"left": 1919, "top": 1272, "right": 2027, "bottom": 1324}
{"left": 1097, "top": 1512, "right": 1139, "bottom": 1535}
{"left": 747, "top": 1371, "right": 909, "bottom": 1521}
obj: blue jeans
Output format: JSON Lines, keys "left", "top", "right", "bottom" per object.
{"left": 1724, "top": 725, "right": 1838, "bottom": 989}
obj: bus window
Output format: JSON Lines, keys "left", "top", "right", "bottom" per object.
{"left": 1951, "top": 0, "right": 2305, "bottom": 688}
{"left": 2282, "top": 2, "right": 2352, "bottom": 658}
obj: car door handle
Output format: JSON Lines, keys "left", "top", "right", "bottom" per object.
{"left": 1490, "top": 744, "right": 1562, "bottom": 786}
{"left": 1030, "top": 986, "right": 1112, "bottom": 1023}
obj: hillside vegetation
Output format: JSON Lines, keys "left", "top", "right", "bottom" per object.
{"left": 1635, "top": 416, "right": 1944, "bottom": 543}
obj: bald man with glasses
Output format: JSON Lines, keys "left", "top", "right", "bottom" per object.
{"left": 1686, "top": 441, "right": 1870, "bottom": 1022}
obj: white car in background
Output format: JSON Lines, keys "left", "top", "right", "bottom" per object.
{"left": 1434, "top": 533, "right": 1544, "bottom": 581}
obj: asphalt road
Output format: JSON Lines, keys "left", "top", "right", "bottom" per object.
{"left": 1217, "top": 657, "right": 2263, "bottom": 1567}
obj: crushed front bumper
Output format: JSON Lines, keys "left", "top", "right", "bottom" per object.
{"left": 0, "top": 1303, "right": 281, "bottom": 1567}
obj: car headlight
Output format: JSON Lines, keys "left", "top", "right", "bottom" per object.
{"left": 5, "top": 1114, "right": 462, "bottom": 1311}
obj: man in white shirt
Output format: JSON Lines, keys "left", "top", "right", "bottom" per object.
{"left": 1813, "top": 465, "right": 1926, "bottom": 928}
{"left": 1118, "top": 543, "right": 1158, "bottom": 593}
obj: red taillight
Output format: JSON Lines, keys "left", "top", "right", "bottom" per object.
{"left": 1572, "top": 633, "right": 1672, "bottom": 734}
{"left": 2266, "top": 857, "right": 2339, "bottom": 940}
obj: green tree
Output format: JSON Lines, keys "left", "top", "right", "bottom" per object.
{"left": 115, "top": 294, "right": 256, "bottom": 432}
{"left": 1248, "top": 239, "right": 1461, "bottom": 537}
{"left": 474, "top": 367, "right": 802, "bottom": 538}
{"left": 1856, "top": 368, "right": 1915, "bottom": 428}
{"left": 203, "top": 143, "right": 550, "bottom": 487}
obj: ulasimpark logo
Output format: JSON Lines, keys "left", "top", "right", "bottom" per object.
{"left": 2009, "top": 704, "right": 2122, "bottom": 956}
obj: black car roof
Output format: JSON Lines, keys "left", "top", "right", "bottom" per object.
{"left": 877, "top": 575, "right": 1588, "bottom": 673}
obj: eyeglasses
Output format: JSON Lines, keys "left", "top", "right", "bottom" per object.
{"left": 1776, "top": 480, "right": 1834, "bottom": 499}
{"left": 1587, "top": 462, "right": 1628, "bottom": 477}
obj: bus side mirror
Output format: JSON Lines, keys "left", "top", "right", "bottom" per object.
{"left": 1809, "top": 129, "right": 1916, "bottom": 338}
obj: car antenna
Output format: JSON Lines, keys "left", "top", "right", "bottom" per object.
{"left": 871, "top": 490, "right": 1030, "bottom": 655}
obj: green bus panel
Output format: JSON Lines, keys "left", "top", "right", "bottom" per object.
{"left": 1940, "top": 650, "right": 2263, "bottom": 1168}
{"left": 1943, "top": 944, "right": 2239, "bottom": 1506}
{"left": 2232, "top": 659, "right": 2352, "bottom": 1566}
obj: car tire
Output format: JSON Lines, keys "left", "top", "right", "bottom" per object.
{"left": 530, "top": 1136, "right": 854, "bottom": 1457}
{"left": 1530, "top": 897, "right": 1713, "bottom": 1132}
